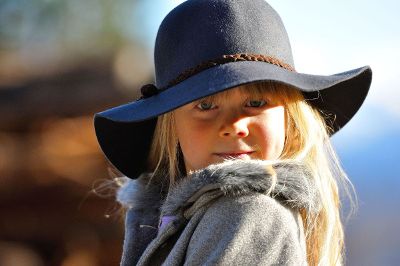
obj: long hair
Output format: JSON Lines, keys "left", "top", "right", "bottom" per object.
{"left": 148, "top": 81, "right": 356, "bottom": 266}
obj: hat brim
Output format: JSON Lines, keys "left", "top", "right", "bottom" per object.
{"left": 94, "top": 61, "right": 372, "bottom": 178}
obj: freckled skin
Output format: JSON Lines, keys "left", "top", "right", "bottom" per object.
{"left": 174, "top": 87, "right": 286, "bottom": 172}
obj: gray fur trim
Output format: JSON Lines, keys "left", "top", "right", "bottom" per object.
{"left": 117, "top": 173, "right": 165, "bottom": 210}
{"left": 116, "top": 160, "right": 320, "bottom": 217}
{"left": 162, "top": 160, "right": 320, "bottom": 216}
{"left": 273, "top": 162, "right": 320, "bottom": 211}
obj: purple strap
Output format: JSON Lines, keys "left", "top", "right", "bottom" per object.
{"left": 159, "top": 215, "right": 176, "bottom": 230}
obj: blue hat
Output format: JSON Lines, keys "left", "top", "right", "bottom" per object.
{"left": 94, "top": 0, "right": 372, "bottom": 178}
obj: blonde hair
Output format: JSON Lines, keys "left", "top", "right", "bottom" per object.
{"left": 148, "top": 82, "right": 356, "bottom": 266}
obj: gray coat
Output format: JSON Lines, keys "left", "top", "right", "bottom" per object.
{"left": 117, "top": 160, "right": 319, "bottom": 265}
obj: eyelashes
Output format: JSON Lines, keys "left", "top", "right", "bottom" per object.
{"left": 196, "top": 99, "right": 268, "bottom": 111}
{"left": 196, "top": 101, "right": 217, "bottom": 111}
{"left": 245, "top": 100, "right": 267, "bottom": 108}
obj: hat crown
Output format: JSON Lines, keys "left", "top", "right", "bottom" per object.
{"left": 154, "top": 0, "right": 294, "bottom": 89}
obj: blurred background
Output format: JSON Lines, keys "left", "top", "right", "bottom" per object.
{"left": 0, "top": 0, "right": 399, "bottom": 265}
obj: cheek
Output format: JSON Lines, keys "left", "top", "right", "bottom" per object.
{"left": 176, "top": 122, "right": 207, "bottom": 151}
{"left": 256, "top": 107, "right": 286, "bottom": 159}
{"left": 175, "top": 118, "right": 214, "bottom": 170}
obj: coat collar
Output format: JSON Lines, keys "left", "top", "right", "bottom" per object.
{"left": 117, "top": 159, "right": 320, "bottom": 218}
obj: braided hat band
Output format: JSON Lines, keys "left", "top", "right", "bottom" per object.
{"left": 141, "top": 53, "right": 295, "bottom": 98}
{"left": 167, "top": 53, "right": 295, "bottom": 88}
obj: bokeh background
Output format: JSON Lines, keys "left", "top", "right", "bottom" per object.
{"left": 0, "top": 0, "right": 399, "bottom": 265}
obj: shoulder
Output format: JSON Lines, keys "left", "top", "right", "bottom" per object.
{"left": 199, "top": 193, "right": 303, "bottom": 238}
{"left": 185, "top": 194, "right": 307, "bottom": 265}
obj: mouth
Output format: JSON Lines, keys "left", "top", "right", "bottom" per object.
{"left": 213, "top": 151, "right": 255, "bottom": 159}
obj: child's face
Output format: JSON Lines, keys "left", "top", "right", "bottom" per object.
{"left": 174, "top": 85, "right": 286, "bottom": 172}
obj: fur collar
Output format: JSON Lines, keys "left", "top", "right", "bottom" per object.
{"left": 117, "top": 160, "right": 320, "bottom": 218}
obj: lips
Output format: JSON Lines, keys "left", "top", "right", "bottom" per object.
{"left": 214, "top": 151, "right": 254, "bottom": 159}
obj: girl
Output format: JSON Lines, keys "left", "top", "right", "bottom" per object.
{"left": 94, "top": 0, "right": 372, "bottom": 265}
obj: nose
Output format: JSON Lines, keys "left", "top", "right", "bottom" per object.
{"left": 219, "top": 117, "right": 250, "bottom": 138}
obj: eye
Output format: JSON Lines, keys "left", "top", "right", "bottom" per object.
{"left": 245, "top": 100, "right": 267, "bottom": 108}
{"left": 196, "top": 101, "right": 217, "bottom": 111}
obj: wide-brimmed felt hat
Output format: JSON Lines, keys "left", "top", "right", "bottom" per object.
{"left": 94, "top": 0, "right": 372, "bottom": 179}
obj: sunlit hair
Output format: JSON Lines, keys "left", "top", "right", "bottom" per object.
{"left": 148, "top": 81, "right": 356, "bottom": 266}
